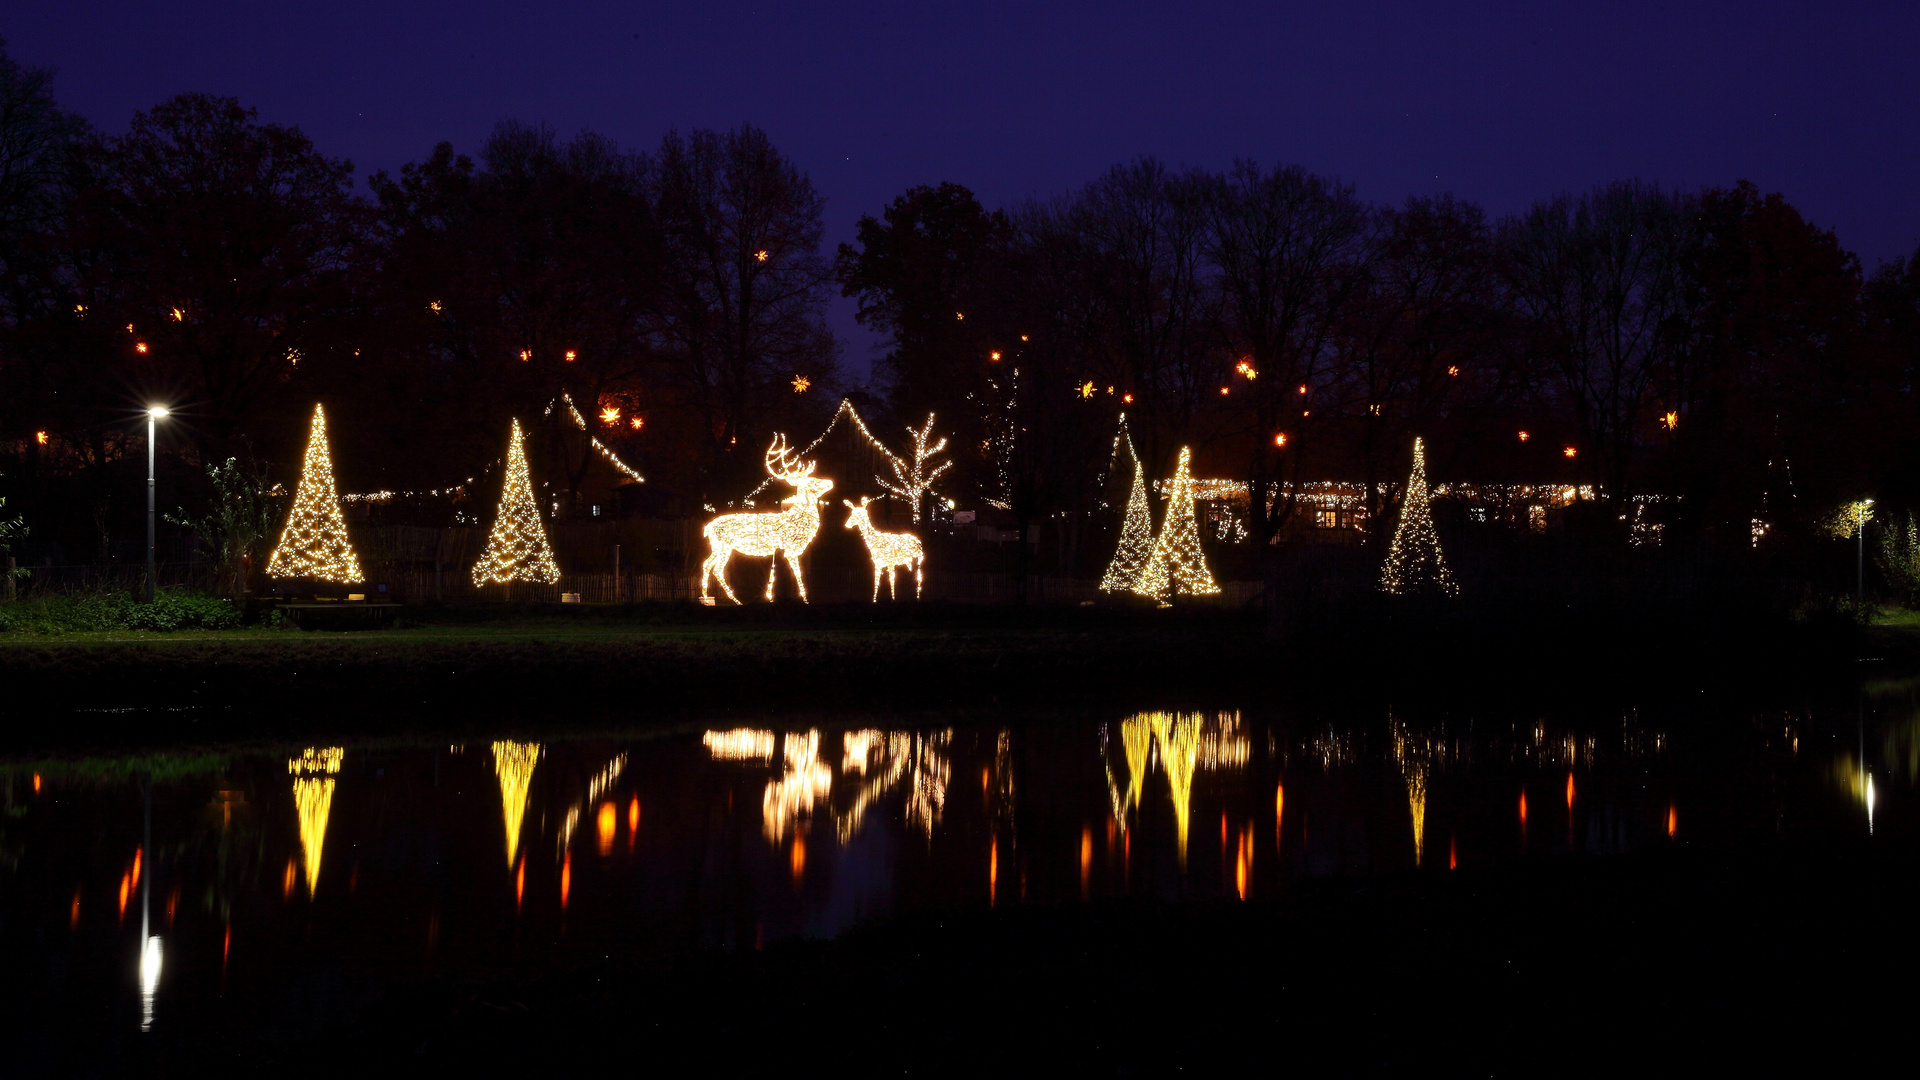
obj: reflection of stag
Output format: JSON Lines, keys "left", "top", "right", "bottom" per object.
{"left": 843, "top": 496, "right": 924, "bottom": 601}
{"left": 701, "top": 436, "right": 834, "bottom": 604}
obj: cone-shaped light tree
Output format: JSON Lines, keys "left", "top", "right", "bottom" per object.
{"left": 1379, "top": 436, "right": 1459, "bottom": 596}
{"left": 266, "top": 403, "right": 363, "bottom": 582}
{"left": 1134, "top": 446, "right": 1221, "bottom": 600}
{"left": 1101, "top": 434, "right": 1155, "bottom": 592}
{"left": 472, "top": 419, "right": 561, "bottom": 586}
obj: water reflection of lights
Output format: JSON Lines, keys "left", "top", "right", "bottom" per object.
{"left": 289, "top": 747, "right": 343, "bottom": 896}
{"left": 1392, "top": 717, "right": 1437, "bottom": 867}
{"left": 705, "top": 728, "right": 776, "bottom": 762}
{"left": 830, "top": 729, "right": 952, "bottom": 843}
{"left": 597, "top": 803, "right": 617, "bottom": 856}
{"left": 1837, "top": 758, "right": 1877, "bottom": 834}
{"left": 764, "top": 730, "right": 833, "bottom": 843}
{"left": 493, "top": 741, "right": 541, "bottom": 866}
{"left": 1151, "top": 713, "right": 1202, "bottom": 864}
{"left": 139, "top": 935, "right": 162, "bottom": 1032}
{"left": 556, "top": 753, "right": 627, "bottom": 857}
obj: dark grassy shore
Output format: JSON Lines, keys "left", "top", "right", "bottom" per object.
{"left": 0, "top": 597, "right": 1905, "bottom": 751}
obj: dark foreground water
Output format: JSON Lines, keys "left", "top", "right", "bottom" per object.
{"left": 5, "top": 688, "right": 1918, "bottom": 1067}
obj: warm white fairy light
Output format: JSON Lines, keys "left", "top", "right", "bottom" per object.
{"left": 1380, "top": 437, "right": 1459, "bottom": 596}
{"left": 704, "top": 728, "right": 777, "bottom": 762}
{"left": 763, "top": 730, "right": 833, "bottom": 843}
{"left": 472, "top": 419, "right": 562, "bottom": 586}
{"left": 266, "top": 404, "right": 364, "bottom": 583}
{"left": 701, "top": 435, "right": 833, "bottom": 604}
{"left": 1134, "top": 447, "right": 1221, "bottom": 600}
{"left": 843, "top": 496, "right": 925, "bottom": 600}
{"left": 493, "top": 741, "right": 541, "bottom": 867}
{"left": 288, "top": 747, "right": 342, "bottom": 896}
{"left": 740, "top": 399, "right": 925, "bottom": 507}
{"left": 1150, "top": 712, "right": 1202, "bottom": 864}
{"left": 1101, "top": 425, "right": 1154, "bottom": 593}
{"left": 553, "top": 391, "right": 644, "bottom": 483}
{"left": 875, "top": 414, "right": 952, "bottom": 522}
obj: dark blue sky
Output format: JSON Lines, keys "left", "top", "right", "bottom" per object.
{"left": 9, "top": 1, "right": 1918, "bottom": 378}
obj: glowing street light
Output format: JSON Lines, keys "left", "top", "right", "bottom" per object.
{"left": 146, "top": 407, "right": 171, "bottom": 603}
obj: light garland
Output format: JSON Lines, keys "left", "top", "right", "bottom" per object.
{"left": 704, "top": 728, "right": 776, "bottom": 762}
{"left": 288, "top": 747, "right": 342, "bottom": 896}
{"left": 1380, "top": 437, "right": 1459, "bottom": 596}
{"left": 844, "top": 496, "right": 925, "bottom": 600}
{"left": 701, "top": 435, "right": 833, "bottom": 604}
{"left": 472, "top": 419, "right": 562, "bottom": 586}
{"left": 876, "top": 414, "right": 951, "bottom": 523}
{"left": 493, "top": 740, "right": 541, "bottom": 867}
{"left": 1133, "top": 447, "right": 1220, "bottom": 600}
{"left": 266, "top": 404, "right": 363, "bottom": 583}
{"left": 1100, "top": 426, "right": 1154, "bottom": 592}
{"left": 551, "top": 392, "right": 645, "bottom": 483}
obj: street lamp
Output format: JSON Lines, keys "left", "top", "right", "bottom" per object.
{"left": 1857, "top": 499, "right": 1875, "bottom": 612}
{"left": 146, "top": 406, "right": 170, "bottom": 603}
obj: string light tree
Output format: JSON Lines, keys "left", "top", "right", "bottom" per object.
{"left": 266, "top": 403, "right": 364, "bottom": 592}
{"left": 471, "top": 419, "right": 562, "bottom": 596}
{"left": 875, "top": 413, "right": 952, "bottom": 524}
{"left": 1132, "top": 447, "right": 1221, "bottom": 603}
{"left": 1379, "top": 436, "right": 1459, "bottom": 597}
{"left": 1100, "top": 419, "right": 1154, "bottom": 593}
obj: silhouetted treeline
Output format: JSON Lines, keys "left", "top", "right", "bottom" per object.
{"left": 3, "top": 40, "right": 1918, "bottom": 583}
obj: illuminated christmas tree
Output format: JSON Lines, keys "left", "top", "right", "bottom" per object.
{"left": 266, "top": 403, "right": 363, "bottom": 582}
{"left": 472, "top": 419, "right": 561, "bottom": 586}
{"left": 1133, "top": 446, "right": 1220, "bottom": 600}
{"left": 1379, "top": 436, "right": 1459, "bottom": 596}
{"left": 1100, "top": 433, "right": 1154, "bottom": 592}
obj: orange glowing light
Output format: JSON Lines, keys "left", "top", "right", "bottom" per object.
{"left": 1121, "top": 393, "right": 1133, "bottom": 404}
{"left": 166, "top": 886, "right": 178, "bottom": 925}
{"left": 135, "top": 342, "right": 149, "bottom": 354}
{"left": 1447, "top": 365, "right": 1459, "bottom": 377}
{"left": 1080, "top": 826, "right": 1093, "bottom": 895}
{"left": 223, "top": 924, "right": 231, "bottom": 966}
{"left": 564, "top": 350, "right": 577, "bottom": 362}
{"left": 282, "top": 858, "right": 296, "bottom": 899}
{"left": 119, "top": 873, "right": 130, "bottom": 918}
{"left": 33, "top": 772, "right": 41, "bottom": 791}
{"left": 791, "top": 833, "right": 806, "bottom": 881}
{"left": 1219, "top": 386, "right": 1230, "bottom": 396}
{"left": 1662, "top": 411, "right": 1678, "bottom": 430}
{"left": 955, "top": 311, "right": 965, "bottom": 320}
{"left": 1519, "top": 788, "right": 1528, "bottom": 826}
{"left": 597, "top": 801, "right": 617, "bottom": 856}
{"left": 1562, "top": 446, "right": 1577, "bottom": 459}
{"left": 1235, "top": 836, "right": 1248, "bottom": 899}
{"left": 791, "top": 374, "right": 811, "bottom": 393}
{"left": 518, "top": 350, "right": 531, "bottom": 362}
{"left": 628, "top": 795, "right": 640, "bottom": 833}
{"left": 1517, "top": 430, "right": 1530, "bottom": 442}
{"left": 1273, "top": 433, "right": 1287, "bottom": 448}
{"left": 989, "top": 837, "right": 998, "bottom": 906}
{"left": 1667, "top": 803, "right": 1677, "bottom": 837}
{"left": 560, "top": 851, "right": 571, "bottom": 908}
{"left": 428, "top": 300, "right": 443, "bottom": 313}
{"left": 990, "top": 351, "right": 1002, "bottom": 361}
{"left": 1080, "top": 381, "right": 1096, "bottom": 398}
{"left": 1019, "top": 334, "right": 1029, "bottom": 341}
{"left": 754, "top": 249, "right": 769, "bottom": 262}
{"left": 71, "top": 891, "right": 81, "bottom": 929}
{"left": 1449, "top": 836, "right": 1457, "bottom": 870}
{"left": 1566, "top": 772, "right": 1575, "bottom": 810}
{"left": 514, "top": 857, "right": 525, "bottom": 907}
{"left": 35, "top": 431, "right": 47, "bottom": 446}
{"left": 629, "top": 416, "right": 644, "bottom": 430}
{"left": 131, "top": 847, "right": 141, "bottom": 891}
{"left": 170, "top": 307, "right": 184, "bottom": 322}
{"left": 1235, "top": 359, "right": 1258, "bottom": 379}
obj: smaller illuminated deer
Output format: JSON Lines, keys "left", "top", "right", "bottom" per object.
{"left": 843, "top": 496, "right": 925, "bottom": 601}
{"left": 701, "top": 436, "right": 834, "bottom": 604}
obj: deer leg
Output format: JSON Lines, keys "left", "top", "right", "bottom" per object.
{"left": 706, "top": 550, "right": 740, "bottom": 605}
{"left": 787, "top": 551, "right": 810, "bottom": 604}
{"left": 887, "top": 566, "right": 898, "bottom": 601}
{"left": 915, "top": 558, "right": 923, "bottom": 600}
{"left": 765, "top": 553, "right": 780, "bottom": 602}
{"left": 870, "top": 566, "right": 880, "bottom": 603}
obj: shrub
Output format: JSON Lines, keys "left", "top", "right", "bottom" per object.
{"left": 0, "top": 589, "right": 241, "bottom": 633}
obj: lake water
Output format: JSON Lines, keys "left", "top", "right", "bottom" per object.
{"left": 5, "top": 689, "right": 1913, "bottom": 1058}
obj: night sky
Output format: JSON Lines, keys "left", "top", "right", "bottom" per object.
{"left": 9, "top": 1, "right": 1917, "bottom": 377}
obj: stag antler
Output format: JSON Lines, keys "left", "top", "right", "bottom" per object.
{"left": 764, "top": 433, "right": 816, "bottom": 483}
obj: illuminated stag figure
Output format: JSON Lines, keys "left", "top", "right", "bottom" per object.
{"left": 843, "top": 496, "right": 924, "bottom": 601}
{"left": 701, "top": 435, "right": 834, "bottom": 604}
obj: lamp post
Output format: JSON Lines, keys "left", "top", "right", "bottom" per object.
{"left": 1856, "top": 499, "right": 1875, "bottom": 613}
{"left": 146, "top": 407, "right": 170, "bottom": 603}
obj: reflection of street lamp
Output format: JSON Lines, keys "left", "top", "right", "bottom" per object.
{"left": 146, "top": 407, "right": 170, "bottom": 603}
{"left": 139, "top": 771, "right": 160, "bottom": 1031}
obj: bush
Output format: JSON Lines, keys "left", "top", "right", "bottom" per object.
{"left": 0, "top": 589, "right": 241, "bottom": 633}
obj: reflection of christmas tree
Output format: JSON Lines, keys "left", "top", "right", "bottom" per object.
{"left": 266, "top": 404, "right": 362, "bottom": 582}
{"left": 1134, "top": 447, "right": 1220, "bottom": 600}
{"left": 471, "top": 419, "right": 561, "bottom": 586}
{"left": 1101, "top": 431, "right": 1154, "bottom": 592}
{"left": 1379, "top": 436, "right": 1459, "bottom": 596}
